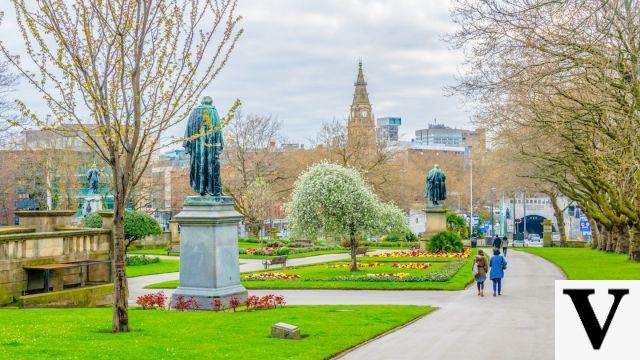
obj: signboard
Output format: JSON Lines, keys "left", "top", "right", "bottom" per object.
{"left": 473, "top": 215, "right": 479, "bottom": 226}
{"left": 579, "top": 217, "right": 591, "bottom": 234}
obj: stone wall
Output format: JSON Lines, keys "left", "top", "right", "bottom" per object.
{"left": 0, "top": 228, "right": 112, "bottom": 306}
{"left": 18, "top": 283, "right": 113, "bottom": 308}
{"left": 132, "top": 232, "right": 171, "bottom": 249}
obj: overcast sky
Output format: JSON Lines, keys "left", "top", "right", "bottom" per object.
{"left": 1, "top": 0, "right": 471, "bottom": 145}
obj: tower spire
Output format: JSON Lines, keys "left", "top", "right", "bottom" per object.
{"left": 348, "top": 60, "right": 375, "bottom": 147}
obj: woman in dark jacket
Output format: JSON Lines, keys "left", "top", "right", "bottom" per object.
{"left": 473, "top": 249, "right": 488, "bottom": 297}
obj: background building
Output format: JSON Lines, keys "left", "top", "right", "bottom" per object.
{"left": 414, "top": 122, "right": 486, "bottom": 149}
{"left": 376, "top": 117, "right": 401, "bottom": 143}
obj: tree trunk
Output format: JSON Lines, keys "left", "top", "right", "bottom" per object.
{"left": 599, "top": 228, "right": 609, "bottom": 251}
{"left": 112, "top": 190, "right": 129, "bottom": 333}
{"left": 588, "top": 218, "right": 599, "bottom": 249}
{"left": 615, "top": 227, "right": 629, "bottom": 254}
{"left": 548, "top": 193, "right": 566, "bottom": 246}
{"left": 606, "top": 227, "right": 618, "bottom": 252}
{"left": 629, "top": 225, "right": 640, "bottom": 262}
{"left": 350, "top": 229, "right": 358, "bottom": 272}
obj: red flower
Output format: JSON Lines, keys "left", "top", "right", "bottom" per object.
{"left": 136, "top": 291, "right": 167, "bottom": 310}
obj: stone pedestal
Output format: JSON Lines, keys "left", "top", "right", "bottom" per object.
{"left": 543, "top": 219, "right": 553, "bottom": 247}
{"left": 170, "top": 195, "right": 247, "bottom": 310}
{"left": 82, "top": 194, "right": 102, "bottom": 216}
{"left": 421, "top": 207, "right": 448, "bottom": 250}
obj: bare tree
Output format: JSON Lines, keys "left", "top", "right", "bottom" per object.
{"left": 222, "top": 112, "right": 282, "bottom": 236}
{"left": 450, "top": 0, "right": 640, "bottom": 260}
{"left": 1, "top": 0, "right": 243, "bottom": 331}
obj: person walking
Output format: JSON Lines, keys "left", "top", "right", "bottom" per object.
{"left": 489, "top": 248, "right": 507, "bottom": 296}
{"left": 472, "top": 249, "right": 488, "bottom": 297}
{"left": 501, "top": 236, "right": 508, "bottom": 256}
{"left": 492, "top": 235, "right": 501, "bottom": 250}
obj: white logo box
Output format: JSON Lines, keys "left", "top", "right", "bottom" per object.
{"left": 556, "top": 280, "right": 639, "bottom": 359}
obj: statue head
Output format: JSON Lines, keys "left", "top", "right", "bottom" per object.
{"left": 434, "top": 164, "right": 440, "bottom": 169}
{"left": 201, "top": 96, "right": 213, "bottom": 105}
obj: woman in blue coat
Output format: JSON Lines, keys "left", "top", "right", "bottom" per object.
{"left": 489, "top": 248, "right": 507, "bottom": 296}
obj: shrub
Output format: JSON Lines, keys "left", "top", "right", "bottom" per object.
{"left": 266, "top": 241, "right": 284, "bottom": 248}
{"left": 211, "top": 299, "right": 222, "bottom": 312}
{"left": 126, "top": 255, "right": 160, "bottom": 266}
{"left": 245, "top": 294, "right": 286, "bottom": 311}
{"left": 382, "top": 233, "right": 401, "bottom": 242}
{"left": 85, "top": 210, "right": 162, "bottom": 250}
{"left": 275, "top": 247, "right": 291, "bottom": 255}
{"left": 83, "top": 212, "right": 103, "bottom": 228}
{"left": 269, "top": 227, "right": 279, "bottom": 240}
{"left": 404, "top": 231, "right": 418, "bottom": 242}
{"left": 136, "top": 291, "right": 167, "bottom": 309}
{"left": 428, "top": 231, "right": 463, "bottom": 253}
{"left": 173, "top": 295, "right": 201, "bottom": 311}
{"left": 230, "top": 296, "right": 240, "bottom": 312}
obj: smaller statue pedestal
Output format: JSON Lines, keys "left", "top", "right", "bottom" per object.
{"left": 170, "top": 195, "right": 247, "bottom": 310}
{"left": 421, "top": 207, "right": 448, "bottom": 250}
{"left": 82, "top": 194, "right": 102, "bottom": 216}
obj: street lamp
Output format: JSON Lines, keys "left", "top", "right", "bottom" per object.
{"left": 490, "top": 187, "right": 496, "bottom": 237}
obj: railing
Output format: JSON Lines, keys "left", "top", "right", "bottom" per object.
{"left": 0, "top": 229, "right": 111, "bottom": 261}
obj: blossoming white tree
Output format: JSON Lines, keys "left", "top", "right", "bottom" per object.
{"left": 287, "top": 162, "right": 408, "bottom": 271}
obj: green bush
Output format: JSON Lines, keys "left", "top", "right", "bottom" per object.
{"left": 428, "top": 231, "right": 463, "bottom": 253}
{"left": 404, "top": 231, "right": 417, "bottom": 242}
{"left": 83, "top": 212, "right": 103, "bottom": 228}
{"left": 382, "top": 233, "right": 401, "bottom": 242}
{"left": 84, "top": 211, "right": 162, "bottom": 249}
{"left": 126, "top": 255, "right": 160, "bottom": 266}
{"left": 275, "top": 247, "right": 291, "bottom": 256}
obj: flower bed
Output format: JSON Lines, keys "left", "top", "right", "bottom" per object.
{"left": 242, "top": 272, "right": 300, "bottom": 281}
{"left": 365, "top": 273, "right": 410, "bottom": 280}
{"left": 324, "top": 262, "right": 465, "bottom": 282}
{"left": 391, "top": 262, "right": 432, "bottom": 269}
{"left": 328, "top": 262, "right": 382, "bottom": 268}
{"left": 368, "top": 247, "right": 472, "bottom": 259}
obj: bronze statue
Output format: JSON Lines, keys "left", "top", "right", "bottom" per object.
{"left": 425, "top": 164, "right": 446, "bottom": 206}
{"left": 87, "top": 164, "right": 99, "bottom": 195}
{"left": 183, "top": 96, "right": 225, "bottom": 197}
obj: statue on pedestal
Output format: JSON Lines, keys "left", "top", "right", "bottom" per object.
{"left": 425, "top": 164, "right": 447, "bottom": 207}
{"left": 183, "top": 96, "right": 225, "bottom": 197}
{"left": 87, "top": 164, "right": 99, "bottom": 195}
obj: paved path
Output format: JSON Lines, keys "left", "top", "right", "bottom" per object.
{"left": 128, "top": 250, "right": 563, "bottom": 360}
{"left": 337, "top": 250, "right": 564, "bottom": 360}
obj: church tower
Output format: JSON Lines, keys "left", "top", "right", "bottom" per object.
{"left": 347, "top": 60, "right": 376, "bottom": 147}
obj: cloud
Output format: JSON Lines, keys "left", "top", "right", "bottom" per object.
{"left": 0, "top": 0, "right": 471, "bottom": 145}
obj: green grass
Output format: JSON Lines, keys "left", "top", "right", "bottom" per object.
{"left": 0, "top": 306, "right": 433, "bottom": 359}
{"left": 148, "top": 254, "right": 476, "bottom": 291}
{"left": 517, "top": 247, "right": 640, "bottom": 279}
{"left": 126, "top": 259, "right": 180, "bottom": 278}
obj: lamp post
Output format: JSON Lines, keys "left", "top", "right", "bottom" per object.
{"left": 490, "top": 187, "right": 496, "bottom": 237}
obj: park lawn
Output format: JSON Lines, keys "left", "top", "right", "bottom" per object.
{"left": 148, "top": 254, "right": 476, "bottom": 290}
{"left": 126, "top": 259, "right": 180, "bottom": 278}
{"left": 0, "top": 305, "right": 433, "bottom": 359}
{"left": 517, "top": 247, "right": 640, "bottom": 280}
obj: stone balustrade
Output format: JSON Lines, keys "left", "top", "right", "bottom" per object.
{"left": 0, "top": 228, "right": 112, "bottom": 306}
